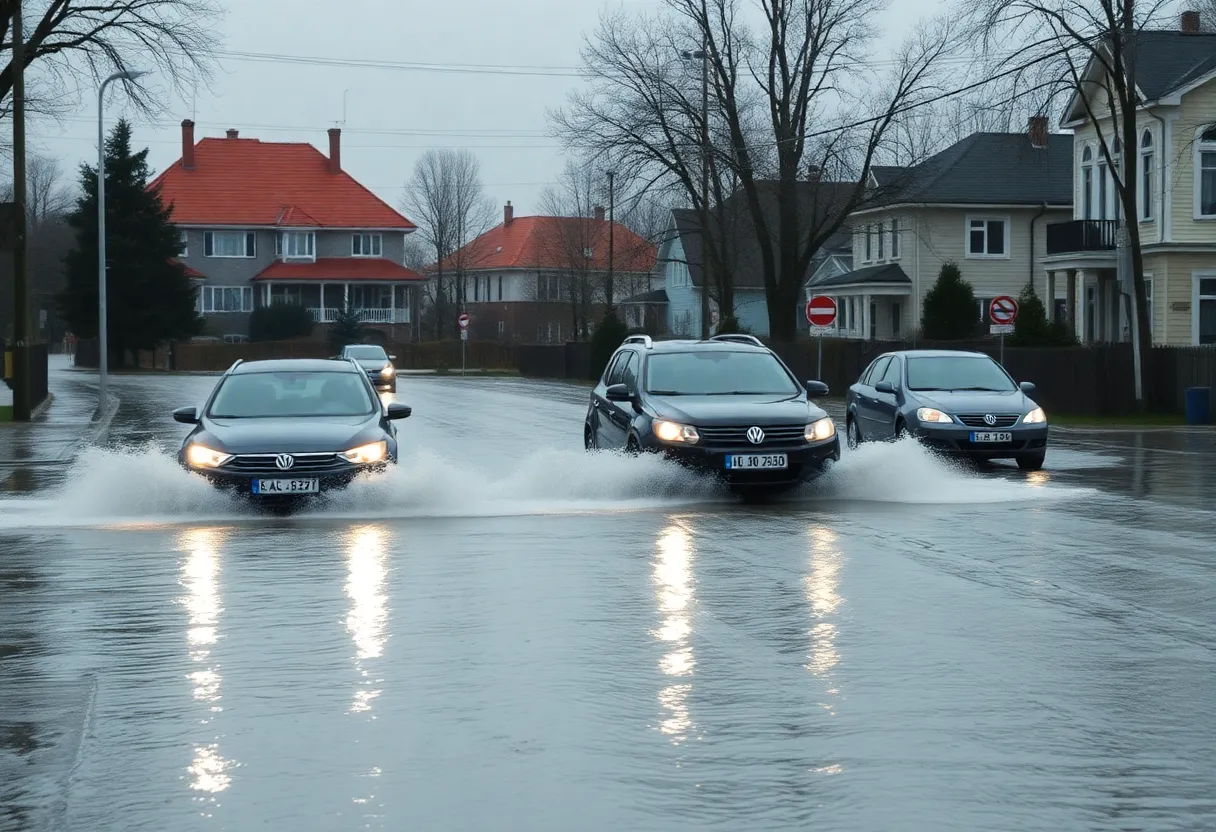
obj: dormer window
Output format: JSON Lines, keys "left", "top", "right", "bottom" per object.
{"left": 279, "top": 231, "right": 315, "bottom": 259}
{"left": 353, "top": 233, "right": 382, "bottom": 257}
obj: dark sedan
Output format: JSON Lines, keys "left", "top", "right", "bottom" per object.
{"left": 337, "top": 344, "right": 397, "bottom": 392}
{"left": 174, "top": 358, "right": 412, "bottom": 505}
{"left": 584, "top": 335, "right": 840, "bottom": 494}
{"left": 845, "top": 350, "right": 1048, "bottom": 470}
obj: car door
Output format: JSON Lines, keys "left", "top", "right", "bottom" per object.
{"left": 603, "top": 351, "right": 639, "bottom": 447}
{"left": 592, "top": 352, "right": 625, "bottom": 447}
{"left": 855, "top": 356, "right": 891, "bottom": 435}
{"left": 872, "top": 356, "right": 904, "bottom": 439}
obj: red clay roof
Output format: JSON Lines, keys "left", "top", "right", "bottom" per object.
{"left": 171, "top": 258, "right": 206, "bottom": 278}
{"left": 252, "top": 257, "right": 425, "bottom": 282}
{"left": 149, "top": 137, "right": 415, "bottom": 230}
{"left": 439, "top": 215, "right": 656, "bottom": 273}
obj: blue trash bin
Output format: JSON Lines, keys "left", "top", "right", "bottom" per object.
{"left": 1185, "top": 387, "right": 1211, "bottom": 425}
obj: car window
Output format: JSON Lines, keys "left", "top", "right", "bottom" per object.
{"left": 208, "top": 371, "right": 376, "bottom": 418}
{"left": 864, "top": 357, "right": 891, "bottom": 385}
{"left": 906, "top": 355, "right": 1017, "bottom": 392}
{"left": 605, "top": 351, "right": 629, "bottom": 386}
{"left": 880, "top": 358, "right": 903, "bottom": 387}
{"left": 645, "top": 351, "right": 800, "bottom": 395}
{"left": 345, "top": 346, "right": 387, "bottom": 360}
{"left": 620, "top": 352, "right": 639, "bottom": 392}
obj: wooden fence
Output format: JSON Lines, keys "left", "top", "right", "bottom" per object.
{"left": 170, "top": 339, "right": 518, "bottom": 373}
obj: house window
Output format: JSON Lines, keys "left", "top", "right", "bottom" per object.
{"left": 1197, "top": 128, "right": 1216, "bottom": 218}
{"left": 498, "top": 275, "right": 503, "bottom": 301}
{"left": 1143, "top": 275, "right": 1153, "bottom": 336}
{"left": 204, "top": 231, "right": 255, "bottom": 258}
{"left": 890, "top": 218, "right": 900, "bottom": 259}
{"left": 877, "top": 221, "right": 886, "bottom": 259}
{"left": 1098, "top": 156, "right": 1108, "bottom": 220}
{"left": 892, "top": 301, "right": 901, "bottom": 337}
{"left": 178, "top": 231, "right": 188, "bottom": 258}
{"left": 1140, "top": 130, "right": 1154, "bottom": 221}
{"left": 966, "top": 217, "right": 1008, "bottom": 258}
{"left": 352, "top": 233, "right": 383, "bottom": 257}
{"left": 537, "top": 274, "right": 561, "bottom": 301}
{"left": 1198, "top": 276, "right": 1216, "bottom": 345}
{"left": 864, "top": 226, "right": 872, "bottom": 261}
{"left": 1111, "top": 137, "right": 1123, "bottom": 220}
{"left": 282, "top": 231, "right": 315, "bottom": 259}
{"left": 474, "top": 278, "right": 480, "bottom": 302}
{"left": 201, "top": 286, "right": 253, "bottom": 313}
{"left": 1081, "top": 146, "right": 1094, "bottom": 220}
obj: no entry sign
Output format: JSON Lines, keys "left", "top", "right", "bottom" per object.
{"left": 805, "top": 295, "right": 838, "bottom": 328}
{"left": 457, "top": 312, "right": 471, "bottom": 330}
{"left": 989, "top": 295, "right": 1018, "bottom": 325}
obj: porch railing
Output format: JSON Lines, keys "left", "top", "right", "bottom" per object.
{"left": 307, "top": 308, "right": 411, "bottom": 324}
{"left": 1046, "top": 220, "right": 1120, "bottom": 255}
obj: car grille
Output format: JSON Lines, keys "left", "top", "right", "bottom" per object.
{"left": 696, "top": 424, "right": 807, "bottom": 447}
{"left": 223, "top": 453, "right": 349, "bottom": 475}
{"left": 956, "top": 414, "right": 1020, "bottom": 428}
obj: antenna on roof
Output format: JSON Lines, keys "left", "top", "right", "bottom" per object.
{"left": 335, "top": 89, "right": 349, "bottom": 128}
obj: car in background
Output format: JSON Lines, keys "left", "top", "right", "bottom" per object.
{"left": 584, "top": 334, "right": 839, "bottom": 496}
{"left": 337, "top": 344, "right": 397, "bottom": 392}
{"left": 174, "top": 358, "right": 412, "bottom": 506}
{"left": 844, "top": 349, "right": 1048, "bottom": 470}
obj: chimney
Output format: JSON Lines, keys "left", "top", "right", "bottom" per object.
{"left": 504, "top": 201, "right": 514, "bottom": 225}
{"left": 1181, "top": 10, "right": 1201, "bottom": 32}
{"left": 594, "top": 205, "right": 605, "bottom": 222}
{"left": 226, "top": 128, "right": 239, "bottom": 139}
{"left": 327, "top": 128, "right": 341, "bottom": 173}
{"left": 1029, "top": 115, "right": 1049, "bottom": 149}
{"left": 181, "top": 119, "right": 195, "bottom": 170}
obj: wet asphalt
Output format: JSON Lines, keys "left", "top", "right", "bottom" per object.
{"left": 2, "top": 367, "right": 1215, "bottom": 831}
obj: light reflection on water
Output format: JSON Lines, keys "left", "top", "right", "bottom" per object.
{"left": 345, "top": 524, "right": 389, "bottom": 717}
{"left": 652, "top": 520, "right": 697, "bottom": 744}
{"left": 805, "top": 524, "right": 843, "bottom": 720}
{"left": 177, "top": 527, "right": 237, "bottom": 798}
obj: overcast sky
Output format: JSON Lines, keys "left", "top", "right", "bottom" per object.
{"left": 29, "top": 0, "right": 941, "bottom": 220}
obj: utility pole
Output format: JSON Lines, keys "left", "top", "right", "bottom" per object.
{"left": 11, "top": 1, "right": 31, "bottom": 421}
{"left": 1120, "top": 0, "right": 1143, "bottom": 407}
{"left": 698, "top": 45, "right": 711, "bottom": 339}
{"left": 606, "top": 170, "right": 615, "bottom": 311}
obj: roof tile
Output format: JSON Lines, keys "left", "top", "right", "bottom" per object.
{"left": 252, "top": 257, "right": 425, "bottom": 282}
{"left": 440, "top": 216, "right": 656, "bottom": 273}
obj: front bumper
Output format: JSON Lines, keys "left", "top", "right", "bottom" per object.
{"left": 181, "top": 460, "right": 391, "bottom": 498}
{"left": 647, "top": 437, "right": 841, "bottom": 486}
{"left": 911, "top": 422, "right": 1048, "bottom": 459}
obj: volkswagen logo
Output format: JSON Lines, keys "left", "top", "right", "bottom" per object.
{"left": 274, "top": 453, "right": 295, "bottom": 470}
{"left": 746, "top": 426, "right": 765, "bottom": 445}
{"left": 983, "top": 414, "right": 997, "bottom": 426}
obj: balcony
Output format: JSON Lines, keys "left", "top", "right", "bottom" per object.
{"left": 1046, "top": 220, "right": 1120, "bottom": 255}
{"left": 308, "top": 307, "right": 411, "bottom": 324}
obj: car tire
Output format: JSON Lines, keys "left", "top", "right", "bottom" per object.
{"left": 625, "top": 436, "right": 641, "bottom": 456}
{"left": 584, "top": 424, "right": 597, "bottom": 450}
{"left": 895, "top": 420, "right": 911, "bottom": 441}
{"left": 1016, "top": 452, "right": 1046, "bottom": 471}
{"left": 846, "top": 417, "right": 862, "bottom": 450}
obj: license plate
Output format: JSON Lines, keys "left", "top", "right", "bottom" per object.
{"left": 252, "top": 478, "right": 319, "bottom": 494}
{"left": 725, "top": 454, "right": 788, "bottom": 470}
{"left": 970, "top": 432, "right": 1013, "bottom": 443}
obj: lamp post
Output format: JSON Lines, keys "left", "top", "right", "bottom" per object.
{"left": 682, "top": 46, "right": 711, "bottom": 339}
{"left": 97, "top": 69, "right": 149, "bottom": 417}
{"left": 606, "top": 169, "right": 615, "bottom": 311}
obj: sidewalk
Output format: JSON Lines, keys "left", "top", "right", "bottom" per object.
{"left": 0, "top": 356, "right": 116, "bottom": 472}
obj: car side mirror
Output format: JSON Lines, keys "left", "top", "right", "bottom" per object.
{"left": 805, "top": 380, "right": 830, "bottom": 397}
{"left": 388, "top": 354, "right": 398, "bottom": 361}
{"left": 1019, "top": 381, "right": 1036, "bottom": 394}
{"left": 386, "top": 403, "right": 412, "bottom": 420}
{"left": 173, "top": 406, "right": 199, "bottom": 424}
{"left": 874, "top": 381, "right": 896, "bottom": 395}
{"left": 605, "top": 383, "right": 632, "bottom": 402}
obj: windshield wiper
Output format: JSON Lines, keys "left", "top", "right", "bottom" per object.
{"left": 647, "top": 390, "right": 684, "bottom": 395}
{"left": 948, "top": 386, "right": 1008, "bottom": 392}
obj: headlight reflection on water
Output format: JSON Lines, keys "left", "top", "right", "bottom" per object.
{"left": 652, "top": 521, "right": 697, "bottom": 744}
{"left": 345, "top": 525, "right": 390, "bottom": 715}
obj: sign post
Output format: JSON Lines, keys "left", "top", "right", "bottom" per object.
{"left": 805, "top": 296, "right": 838, "bottom": 382}
{"left": 988, "top": 295, "right": 1018, "bottom": 366}
{"left": 457, "top": 313, "right": 471, "bottom": 376}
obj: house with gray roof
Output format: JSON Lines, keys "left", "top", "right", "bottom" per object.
{"left": 1043, "top": 12, "right": 1216, "bottom": 346}
{"left": 812, "top": 118, "right": 1074, "bottom": 340}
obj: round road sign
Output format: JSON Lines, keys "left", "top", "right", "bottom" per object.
{"left": 805, "top": 295, "right": 838, "bottom": 327}
{"left": 989, "top": 295, "right": 1018, "bottom": 325}
{"left": 457, "top": 313, "right": 471, "bottom": 330}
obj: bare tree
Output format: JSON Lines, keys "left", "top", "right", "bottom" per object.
{"left": 402, "top": 149, "right": 494, "bottom": 339}
{"left": 1198, "top": 0, "right": 1216, "bottom": 31}
{"left": 0, "top": 0, "right": 221, "bottom": 142}
{"left": 554, "top": 0, "right": 957, "bottom": 340}
{"left": 538, "top": 160, "right": 609, "bottom": 340}
{"left": 967, "top": 0, "right": 1177, "bottom": 408}
{"left": 27, "top": 153, "right": 72, "bottom": 231}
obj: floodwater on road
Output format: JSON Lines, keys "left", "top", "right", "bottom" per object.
{"left": 2, "top": 371, "right": 1214, "bottom": 831}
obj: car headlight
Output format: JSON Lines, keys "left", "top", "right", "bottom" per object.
{"left": 805, "top": 417, "right": 836, "bottom": 442}
{"left": 916, "top": 407, "right": 954, "bottom": 424}
{"left": 340, "top": 440, "right": 388, "bottom": 464}
{"left": 1023, "top": 407, "right": 1047, "bottom": 424}
{"left": 186, "top": 444, "right": 233, "bottom": 468}
{"left": 380, "top": 365, "right": 395, "bottom": 378}
{"left": 652, "top": 420, "right": 700, "bottom": 444}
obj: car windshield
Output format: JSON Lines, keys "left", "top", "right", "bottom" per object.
{"left": 208, "top": 371, "right": 377, "bottom": 418}
{"left": 646, "top": 351, "right": 800, "bottom": 395}
{"left": 906, "top": 356, "right": 1016, "bottom": 392}
{"left": 345, "top": 346, "right": 387, "bottom": 360}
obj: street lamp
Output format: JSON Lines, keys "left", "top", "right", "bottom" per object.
{"left": 681, "top": 47, "right": 711, "bottom": 339}
{"left": 97, "top": 68, "right": 150, "bottom": 418}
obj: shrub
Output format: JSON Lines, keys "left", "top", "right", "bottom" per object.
{"left": 589, "top": 310, "right": 630, "bottom": 381}
{"left": 714, "top": 314, "right": 751, "bottom": 335}
{"left": 921, "top": 261, "right": 978, "bottom": 340}
{"left": 328, "top": 303, "right": 365, "bottom": 351}
{"left": 1010, "top": 284, "right": 1077, "bottom": 346}
{"left": 248, "top": 303, "right": 315, "bottom": 342}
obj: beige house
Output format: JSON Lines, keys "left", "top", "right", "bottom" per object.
{"left": 1043, "top": 13, "right": 1216, "bottom": 345}
{"left": 809, "top": 119, "right": 1073, "bottom": 339}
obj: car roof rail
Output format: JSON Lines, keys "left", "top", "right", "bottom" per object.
{"left": 709, "top": 334, "right": 765, "bottom": 348}
{"left": 226, "top": 359, "right": 243, "bottom": 373}
{"left": 622, "top": 334, "right": 653, "bottom": 349}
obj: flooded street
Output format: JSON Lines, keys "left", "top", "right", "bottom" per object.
{"left": 3, "top": 369, "right": 1215, "bottom": 831}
